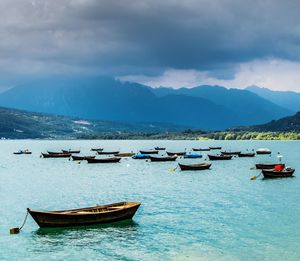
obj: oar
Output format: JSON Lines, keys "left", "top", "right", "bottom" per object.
{"left": 10, "top": 210, "right": 29, "bottom": 234}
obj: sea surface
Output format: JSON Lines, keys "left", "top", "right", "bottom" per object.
{"left": 0, "top": 140, "right": 299, "bottom": 261}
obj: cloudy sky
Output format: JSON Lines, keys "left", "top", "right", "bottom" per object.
{"left": 0, "top": 0, "right": 300, "bottom": 91}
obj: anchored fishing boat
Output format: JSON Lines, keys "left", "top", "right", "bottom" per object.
{"left": 41, "top": 153, "right": 71, "bottom": 158}
{"left": 97, "top": 151, "right": 120, "bottom": 155}
{"left": 221, "top": 151, "right": 241, "bottom": 155}
{"left": 71, "top": 155, "right": 96, "bottom": 161}
{"left": 192, "top": 148, "right": 210, "bottom": 151}
{"left": 149, "top": 155, "right": 177, "bottom": 162}
{"left": 114, "top": 152, "right": 135, "bottom": 157}
{"left": 62, "top": 149, "right": 80, "bottom": 154}
{"left": 262, "top": 168, "right": 295, "bottom": 178}
{"left": 255, "top": 163, "right": 285, "bottom": 170}
{"left": 87, "top": 157, "right": 121, "bottom": 163}
{"left": 27, "top": 202, "right": 141, "bottom": 228}
{"left": 183, "top": 154, "right": 203, "bottom": 158}
{"left": 238, "top": 152, "right": 255, "bottom": 157}
{"left": 208, "top": 154, "right": 232, "bottom": 160}
{"left": 256, "top": 148, "right": 271, "bottom": 155}
{"left": 139, "top": 150, "right": 159, "bottom": 154}
{"left": 166, "top": 151, "right": 186, "bottom": 156}
{"left": 179, "top": 163, "right": 211, "bottom": 171}
{"left": 209, "top": 146, "right": 221, "bottom": 150}
{"left": 154, "top": 147, "right": 166, "bottom": 150}
{"left": 132, "top": 154, "right": 151, "bottom": 159}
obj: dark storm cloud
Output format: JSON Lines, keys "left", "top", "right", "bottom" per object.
{"left": 0, "top": 0, "right": 299, "bottom": 76}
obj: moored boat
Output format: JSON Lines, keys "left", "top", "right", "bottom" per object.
{"left": 154, "top": 147, "right": 166, "bottom": 150}
{"left": 47, "top": 151, "right": 63, "bottom": 155}
{"left": 183, "top": 154, "right": 203, "bottom": 158}
{"left": 166, "top": 151, "right": 186, "bottom": 156}
{"left": 132, "top": 154, "right": 151, "bottom": 159}
{"left": 114, "top": 152, "right": 135, "bottom": 157}
{"left": 27, "top": 201, "right": 141, "bottom": 228}
{"left": 262, "top": 168, "right": 295, "bottom": 178}
{"left": 71, "top": 155, "right": 96, "bottom": 161}
{"left": 87, "top": 157, "right": 121, "bottom": 163}
{"left": 62, "top": 149, "right": 80, "bottom": 154}
{"left": 91, "top": 148, "right": 103, "bottom": 151}
{"left": 42, "top": 153, "right": 71, "bottom": 158}
{"left": 192, "top": 148, "right": 210, "bottom": 151}
{"left": 221, "top": 151, "right": 241, "bottom": 155}
{"left": 256, "top": 148, "right": 272, "bottom": 155}
{"left": 13, "top": 149, "right": 32, "bottom": 155}
{"left": 208, "top": 154, "right": 232, "bottom": 160}
{"left": 255, "top": 163, "right": 285, "bottom": 170}
{"left": 139, "top": 150, "right": 159, "bottom": 154}
{"left": 238, "top": 152, "right": 255, "bottom": 157}
{"left": 97, "top": 151, "right": 120, "bottom": 155}
{"left": 209, "top": 146, "right": 221, "bottom": 150}
{"left": 179, "top": 163, "right": 211, "bottom": 171}
{"left": 149, "top": 155, "right": 177, "bottom": 162}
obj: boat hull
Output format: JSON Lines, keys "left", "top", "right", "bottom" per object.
{"left": 179, "top": 163, "right": 211, "bottom": 171}
{"left": 262, "top": 169, "right": 295, "bottom": 178}
{"left": 28, "top": 202, "right": 141, "bottom": 228}
{"left": 149, "top": 156, "right": 177, "bottom": 162}
{"left": 255, "top": 163, "right": 285, "bottom": 170}
{"left": 71, "top": 155, "right": 95, "bottom": 161}
{"left": 166, "top": 152, "right": 186, "bottom": 156}
{"left": 139, "top": 150, "right": 159, "bottom": 154}
{"left": 208, "top": 155, "right": 232, "bottom": 160}
{"left": 87, "top": 157, "right": 121, "bottom": 163}
{"left": 42, "top": 153, "right": 71, "bottom": 158}
{"left": 238, "top": 153, "right": 255, "bottom": 157}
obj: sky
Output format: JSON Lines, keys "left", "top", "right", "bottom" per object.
{"left": 0, "top": 0, "right": 300, "bottom": 91}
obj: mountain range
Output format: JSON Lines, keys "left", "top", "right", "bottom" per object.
{"left": 246, "top": 86, "right": 300, "bottom": 112}
{"left": 0, "top": 76, "right": 294, "bottom": 130}
{"left": 0, "top": 106, "right": 183, "bottom": 139}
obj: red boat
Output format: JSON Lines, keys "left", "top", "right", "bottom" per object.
{"left": 255, "top": 163, "right": 285, "bottom": 170}
{"left": 262, "top": 168, "right": 295, "bottom": 178}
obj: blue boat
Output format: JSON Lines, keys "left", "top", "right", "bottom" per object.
{"left": 183, "top": 153, "right": 203, "bottom": 159}
{"left": 132, "top": 154, "right": 151, "bottom": 159}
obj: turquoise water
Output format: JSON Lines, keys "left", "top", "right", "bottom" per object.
{"left": 1, "top": 140, "right": 300, "bottom": 261}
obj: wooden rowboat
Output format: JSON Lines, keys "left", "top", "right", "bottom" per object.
{"left": 114, "top": 152, "right": 135, "bottom": 157}
{"left": 183, "top": 154, "right": 202, "bottom": 158}
{"left": 262, "top": 168, "right": 295, "bottom": 178}
{"left": 154, "top": 147, "right": 166, "bottom": 150}
{"left": 209, "top": 147, "right": 221, "bottom": 150}
{"left": 62, "top": 150, "right": 80, "bottom": 154}
{"left": 192, "top": 148, "right": 210, "bottom": 151}
{"left": 179, "top": 163, "right": 211, "bottom": 171}
{"left": 71, "top": 155, "right": 96, "bottom": 161}
{"left": 47, "top": 151, "right": 63, "bottom": 155}
{"left": 97, "top": 151, "right": 120, "bottom": 155}
{"left": 166, "top": 151, "right": 186, "bottom": 156}
{"left": 87, "top": 157, "right": 121, "bottom": 163}
{"left": 255, "top": 163, "right": 285, "bottom": 170}
{"left": 238, "top": 152, "right": 255, "bottom": 157}
{"left": 208, "top": 154, "right": 232, "bottom": 160}
{"left": 221, "top": 151, "right": 241, "bottom": 155}
{"left": 149, "top": 155, "right": 177, "bottom": 162}
{"left": 132, "top": 154, "right": 151, "bottom": 159}
{"left": 27, "top": 202, "right": 141, "bottom": 228}
{"left": 42, "top": 153, "right": 71, "bottom": 158}
{"left": 139, "top": 150, "right": 159, "bottom": 154}
{"left": 91, "top": 148, "right": 103, "bottom": 151}
{"left": 256, "top": 148, "right": 271, "bottom": 155}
